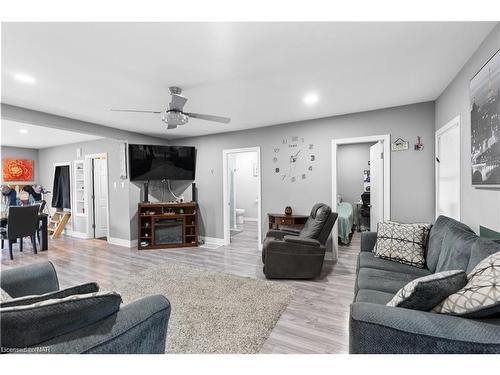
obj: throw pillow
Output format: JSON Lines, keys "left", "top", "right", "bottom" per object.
{"left": 0, "top": 282, "right": 99, "bottom": 308}
{"left": 1, "top": 287, "right": 12, "bottom": 302}
{"left": 374, "top": 221, "right": 432, "bottom": 268}
{"left": 433, "top": 251, "right": 500, "bottom": 318}
{"left": 0, "top": 291, "right": 122, "bottom": 348}
{"left": 387, "top": 270, "right": 467, "bottom": 311}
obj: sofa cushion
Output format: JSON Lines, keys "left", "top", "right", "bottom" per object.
{"left": 433, "top": 251, "right": 500, "bottom": 318}
{"left": 374, "top": 221, "right": 431, "bottom": 268}
{"left": 355, "top": 289, "right": 395, "bottom": 305}
{"left": 358, "top": 252, "right": 432, "bottom": 277}
{"left": 434, "top": 226, "right": 478, "bottom": 273}
{"left": 467, "top": 238, "right": 500, "bottom": 273}
{"left": 387, "top": 270, "right": 467, "bottom": 311}
{"left": 0, "top": 291, "right": 122, "bottom": 348}
{"left": 357, "top": 268, "right": 420, "bottom": 294}
{"left": 0, "top": 282, "right": 99, "bottom": 308}
{"left": 426, "top": 216, "right": 475, "bottom": 273}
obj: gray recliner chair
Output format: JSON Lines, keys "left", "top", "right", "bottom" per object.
{"left": 262, "top": 203, "right": 338, "bottom": 279}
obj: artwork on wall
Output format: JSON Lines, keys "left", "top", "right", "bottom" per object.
{"left": 391, "top": 137, "right": 409, "bottom": 151}
{"left": 2, "top": 159, "right": 34, "bottom": 181}
{"left": 470, "top": 49, "right": 500, "bottom": 187}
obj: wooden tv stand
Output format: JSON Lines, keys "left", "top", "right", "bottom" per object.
{"left": 137, "top": 202, "right": 198, "bottom": 250}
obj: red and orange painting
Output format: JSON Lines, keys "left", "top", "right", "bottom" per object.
{"left": 2, "top": 159, "right": 34, "bottom": 181}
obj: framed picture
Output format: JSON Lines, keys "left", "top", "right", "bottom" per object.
{"left": 2, "top": 159, "right": 34, "bottom": 181}
{"left": 470, "top": 48, "right": 500, "bottom": 187}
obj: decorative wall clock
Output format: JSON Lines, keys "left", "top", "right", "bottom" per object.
{"left": 273, "top": 136, "right": 315, "bottom": 182}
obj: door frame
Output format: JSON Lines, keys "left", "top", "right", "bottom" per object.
{"left": 222, "top": 147, "right": 262, "bottom": 250}
{"left": 84, "top": 153, "right": 110, "bottom": 241}
{"left": 331, "top": 135, "right": 391, "bottom": 249}
{"left": 435, "top": 115, "right": 461, "bottom": 220}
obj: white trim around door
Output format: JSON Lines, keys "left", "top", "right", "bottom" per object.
{"left": 435, "top": 115, "right": 461, "bottom": 221}
{"left": 331, "top": 135, "right": 391, "bottom": 252}
{"left": 222, "top": 147, "right": 262, "bottom": 250}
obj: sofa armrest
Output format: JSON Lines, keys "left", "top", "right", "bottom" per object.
{"left": 360, "top": 232, "right": 377, "bottom": 252}
{"left": 266, "top": 229, "right": 299, "bottom": 240}
{"left": 350, "top": 302, "right": 500, "bottom": 353}
{"left": 284, "top": 235, "right": 320, "bottom": 247}
{"left": 1, "top": 261, "right": 59, "bottom": 298}
{"left": 36, "top": 295, "right": 171, "bottom": 354}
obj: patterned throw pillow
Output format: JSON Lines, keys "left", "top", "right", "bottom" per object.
{"left": 0, "top": 288, "right": 12, "bottom": 302}
{"left": 374, "top": 221, "right": 432, "bottom": 268}
{"left": 387, "top": 270, "right": 467, "bottom": 311}
{"left": 433, "top": 251, "right": 500, "bottom": 318}
{"left": 0, "top": 282, "right": 99, "bottom": 308}
{"left": 1, "top": 291, "right": 122, "bottom": 348}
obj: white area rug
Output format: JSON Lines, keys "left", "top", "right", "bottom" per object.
{"left": 113, "top": 262, "right": 294, "bottom": 353}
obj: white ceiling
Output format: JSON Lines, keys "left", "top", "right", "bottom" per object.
{"left": 1, "top": 119, "right": 103, "bottom": 149}
{"left": 1, "top": 22, "right": 496, "bottom": 139}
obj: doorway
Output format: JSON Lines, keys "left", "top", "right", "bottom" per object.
{"left": 435, "top": 116, "right": 461, "bottom": 220}
{"left": 222, "top": 147, "right": 262, "bottom": 249}
{"left": 85, "top": 153, "right": 109, "bottom": 240}
{"left": 331, "top": 135, "right": 391, "bottom": 251}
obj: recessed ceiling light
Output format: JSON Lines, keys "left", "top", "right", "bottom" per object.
{"left": 13, "top": 73, "right": 36, "bottom": 85}
{"left": 19, "top": 129, "right": 29, "bottom": 134}
{"left": 303, "top": 92, "right": 319, "bottom": 106}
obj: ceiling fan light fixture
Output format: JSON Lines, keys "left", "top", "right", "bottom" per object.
{"left": 162, "top": 111, "right": 189, "bottom": 128}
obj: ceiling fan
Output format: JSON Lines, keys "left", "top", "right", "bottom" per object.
{"left": 110, "top": 87, "right": 231, "bottom": 129}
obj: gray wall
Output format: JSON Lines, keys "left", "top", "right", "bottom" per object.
{"left": 174, "top": 101, "right": 436, "bottom": 241}
{"left": 435, "top": 23, "right": 500, "bottom": 233}
{"left": 0, "top": 146, "right": 39, "bottom": 184}
{"left": 337, "top": 143, "right": 373, "bottom": 205}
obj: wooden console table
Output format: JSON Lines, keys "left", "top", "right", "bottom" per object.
{"left": 268, "top": 213, "right": 309, "bottom": 231}
{"left": 138, "top": 202, "right": 198, "bottom": 250}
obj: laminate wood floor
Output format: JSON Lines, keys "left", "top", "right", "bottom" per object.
{"left": 1, "top": 222, "right": 360, "bottom": 354}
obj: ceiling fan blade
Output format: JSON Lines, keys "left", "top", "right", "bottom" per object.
{"left": 110, "top": 109, "right": 162, "bottom": 114}
{"left": 169, "top": 94, "right": 188, "bottom": 111}
{"left": 186, "top": 112, "right": 231, "bottom": 124}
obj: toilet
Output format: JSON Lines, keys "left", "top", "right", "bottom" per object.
{"left": 235, "top": 208, "right": 245, "bottom": 225}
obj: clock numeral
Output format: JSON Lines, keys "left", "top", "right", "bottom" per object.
{"left": 310, "top": 155, "right": 315, "bottom": 161}
{"left": 308, "top": 166, "right": 313, "bottom": 171}
{"left": 273, "top": 157, "right": 278, "bottom": 162}
{"left": 274, "top": 147, "right": 280, "bottom": 153}
{"left": 275, "top": 168, "right": 280, "bottom": 173}
{"left": 292, "top": 136, "right": 299, "bottom": 142}
{"left": 282, "top": 139, "right": 287, "bottom": 144}
{"left": 291, "top": 177, "right": 296, "bottom": 182}
{"left": 309, "top": 144, "right": 314, "bottom": 149}
{"left": 301, "top": 174, "right": 306, "bottom": 180}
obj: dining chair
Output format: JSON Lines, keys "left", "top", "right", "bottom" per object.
{"left": 36, "top": 200, "right": 47, "bottom": 245}
{"left": 1, "top": 205, "right": 40, "bottom": 260}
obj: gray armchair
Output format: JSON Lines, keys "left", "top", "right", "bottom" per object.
{"left": 262, "top": 203, "right": 338, "bottom": 279}
{"left": 1, "top": 262, "right": 171, "bottom": 354}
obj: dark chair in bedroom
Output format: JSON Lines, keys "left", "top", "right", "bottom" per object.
{"left": 262, "top": 203, "right": 338, "bottom": 279}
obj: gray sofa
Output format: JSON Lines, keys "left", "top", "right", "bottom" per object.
{"left": 1, "top": 262, "right": 171, "bottom": 354}
{"left": 350, "top": 215, "right": 500, "bottom": 354}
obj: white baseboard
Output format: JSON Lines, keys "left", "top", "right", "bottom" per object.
{"left": 108, "top": 237, "right": 138, "bottom": 248}
{"left": 64, "top": 230, "right": 90, "bottom": 239}
{"left": 199, "top": 236, "right": 226, "bottom": 246}
{"left": 243, "top": 217, "right": 258, "bottom": 222}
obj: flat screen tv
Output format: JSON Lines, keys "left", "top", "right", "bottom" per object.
{"left": 128, "top": 144, "right": 196, "bottom": 181}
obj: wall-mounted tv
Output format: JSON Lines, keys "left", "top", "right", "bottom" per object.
{"left": 128, "top": 144, "right": 196, "bottom": 181}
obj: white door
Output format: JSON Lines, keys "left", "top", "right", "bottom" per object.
{"left": 369, "top": 141, "right": 384, "bottom": 231}
{"left": 93, "top": 158, "right": 108, "bottom": 238}
{"left": 436, "top": 117, "right": 460, "bottom": 220}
